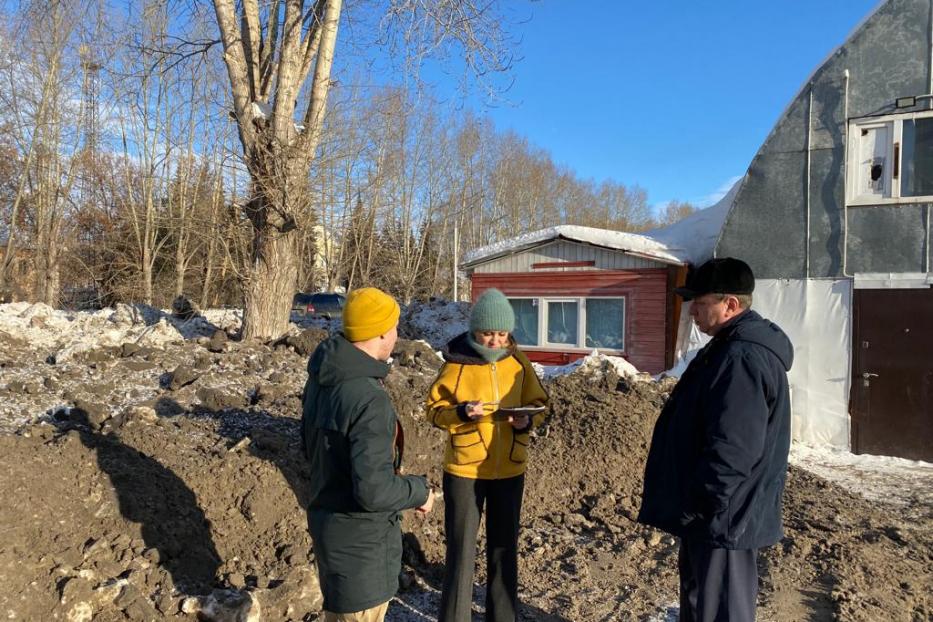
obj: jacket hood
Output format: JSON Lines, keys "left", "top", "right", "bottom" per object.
{"left": 307, "top": 334, "right": 390, "bottom": 386}
{"left": 441, "top": 332, "right": 516, "bottom": 365}
{"left": 720, "top": 310, "right": 794, "bottom": 371}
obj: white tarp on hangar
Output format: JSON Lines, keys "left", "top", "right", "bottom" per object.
{"left": 675, "top": 279, "right": 853, "bottom": 448}
{"left": 755, "top": 279, "right": 852, "bottom": 447}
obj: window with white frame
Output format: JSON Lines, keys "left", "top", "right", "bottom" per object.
{"left": 507, "top": 296, "right": 626, "bottom": 351}
{"left": 510, "top": 298, "right": 539, "bottom": 346}
{"left": 847, "top": 111, "right": 933, "bottom": 205}
{"left": 546, "top": 299, "right": 578, "bottom": 345}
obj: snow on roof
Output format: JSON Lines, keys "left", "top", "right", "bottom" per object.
{"left": 462, "top": 225, "right": 686, "bottom": 267}
{"left": 462, "top": 177, "right": 743, "bottom": 269}
{"left": 644, "top": 176, "right": 743, "bottom": 265}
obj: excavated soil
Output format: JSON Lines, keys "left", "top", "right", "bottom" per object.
{"left": 0, "top": 314, "right": 930, "bottom": 621}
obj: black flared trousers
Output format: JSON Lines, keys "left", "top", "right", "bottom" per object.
{"left": 438, "top": 472, "right": 524, "bottom": 622}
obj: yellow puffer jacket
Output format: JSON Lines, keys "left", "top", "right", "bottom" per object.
{"left": 426, "top": 333, "right": 548, "bottom": 480}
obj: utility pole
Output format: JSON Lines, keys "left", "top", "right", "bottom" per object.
{"left": 452, "top": 221, "right": 459, "bottom": 301}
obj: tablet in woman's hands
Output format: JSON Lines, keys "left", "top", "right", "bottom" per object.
{"left": 496, "top": 405, "right": 546, "bottom": 416}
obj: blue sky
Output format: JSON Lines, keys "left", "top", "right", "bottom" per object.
{"left": 428, "top": 0, "right": 881, "bottom": 212}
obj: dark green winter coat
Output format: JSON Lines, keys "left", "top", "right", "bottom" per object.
{"left": 301, "top": 334, "right": 429, "bottom": 613}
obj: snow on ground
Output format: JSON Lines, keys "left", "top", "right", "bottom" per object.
{"left": 646, "top": 606, "right": 679, "bottom": 622}
{"left": 533, "top": 349, "right": 648, "bottom": 381}
{"left": 400, "top": 298, "right": 470, "bottom": 349}
{"left": 0, "top": 302, "right": 198, "bottom": 361}
{"left": 0, "top": 302, "right": 334, "bottom": 364}
{"left": 790, "top": 443, "right": 933, "bottom": 511}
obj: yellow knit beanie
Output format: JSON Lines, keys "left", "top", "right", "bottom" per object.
{"left": 342, "top": 287, "right": 400, "bottom": 342}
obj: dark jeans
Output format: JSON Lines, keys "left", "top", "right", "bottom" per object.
{"left": 439, "top": 472, "right": 524, "bottom": 622}
{"left": 679, "top": 538, "right": 758, "bottom": 622}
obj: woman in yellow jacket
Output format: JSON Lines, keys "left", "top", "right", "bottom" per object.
{"left": 427, "top": 288, "right": 548, "bottom": 622}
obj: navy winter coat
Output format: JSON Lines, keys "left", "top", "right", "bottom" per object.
{"left": 638, "top": 310, "right": 794, "bottom": 550}
{"left": 301, "top": 335, "right": 429, "bottom": 613}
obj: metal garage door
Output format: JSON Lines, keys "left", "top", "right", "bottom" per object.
{"left": 850, "top": 288, "right": 933, "bottom": 461}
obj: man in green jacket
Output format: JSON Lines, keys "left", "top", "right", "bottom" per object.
{"left": 302, "top": 287, "right": 435, "bottom": 622}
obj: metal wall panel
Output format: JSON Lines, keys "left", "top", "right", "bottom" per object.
{"left": 472, "top": 240, "right": 666, "bottom": 273}
{"left": 847, "top": 204, "right": 929, "bottom": 273}
{"left": 719, "top": 152, "right": 808, "bottom": 278}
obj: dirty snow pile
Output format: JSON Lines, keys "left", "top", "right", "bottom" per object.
{"left": 0, "top": 303, "right": 253, "bottom": 364}
{"left": 1, "top": 302, "right": 192, "bottom": 361}
{"left": 398, "top": 298, "right": 470, "bottom": 349}
{"left": 533, "top": 349, "right": 649, "bottom": 381}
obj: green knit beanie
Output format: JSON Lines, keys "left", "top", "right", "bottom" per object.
{"left": 469, "top": 288, "right": 515, "bottom": 333}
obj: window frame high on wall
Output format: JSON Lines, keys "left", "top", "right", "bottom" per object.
{"left": 846, "top": 109, "right": 933, "bottom": 206}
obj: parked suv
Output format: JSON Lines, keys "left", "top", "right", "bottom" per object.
{"left": 292, "top": 292, "right": 346, "bottom": 319}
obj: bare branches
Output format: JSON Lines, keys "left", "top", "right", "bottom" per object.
{"left": 297, "top": 0, "right": 341, "bottom": 154}
{"left": 378, "top": 0, "right": 517, "bottom": 99}
{"left": 212, "top": 0, "right": 256, "bottom": 147}
{"left": 138, "top": 35, "right": 221, "bottom": 74}
{"left": 258, "top": 0, "right": 283, "bottom": 99}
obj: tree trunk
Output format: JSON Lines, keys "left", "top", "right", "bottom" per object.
{"left": 174, "top": 258, "right": 186, "bottom": 298}
{"left": 142, "top": 247, "right": 153, "bottom": 305}
{"left": 241, "top": 215, "right": 299, "bottom": 340}
{"left": 200, "top": 249, "right": 215, "bottom": 309}
{"left": 200, "top": 210, "right": 218, "bottom": 309}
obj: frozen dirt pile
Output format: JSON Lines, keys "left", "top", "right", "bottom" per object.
{"left": 0, "top": 303, "right": 930, "bottom": 621}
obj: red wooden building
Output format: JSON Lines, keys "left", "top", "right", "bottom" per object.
{"left": 462, "top": 226, "right": 687, "bottom": 374}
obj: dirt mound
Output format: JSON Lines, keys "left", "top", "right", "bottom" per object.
{"left": 0, "top": 320, "right": 930, "bottom": 621}
{"left": 2, "top": 407, "right": 320, "bottom": 621}
{"left": 396, "top": 358, "right": 933, "bottom": 621}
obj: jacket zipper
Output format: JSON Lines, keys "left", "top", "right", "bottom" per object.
{"left": 491, "top": 361, "right": 501, "bottom": 479}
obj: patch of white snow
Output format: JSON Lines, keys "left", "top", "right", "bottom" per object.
{"left": 534, "top": 350, "right": 650, "bottom": 382}
{"left": 790, "top": 443, "right": 933, "bottom": 510}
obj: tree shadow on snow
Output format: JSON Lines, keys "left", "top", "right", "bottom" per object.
{"left": 52, "top": 408, "right": 221, "bottom": 594}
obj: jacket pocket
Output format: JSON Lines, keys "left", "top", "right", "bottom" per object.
{"left": 450, "top": 429, "right": 487, "bottom": 465}
{"left": 509, "top": 432, "right": 530, "bottom": 464}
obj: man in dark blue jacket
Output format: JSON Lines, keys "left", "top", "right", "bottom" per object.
{"left": 302, "top": 287, "right": 435, "bottom": 621}
{"left": 639, "top": 258, "right": 794, "bottom": 622}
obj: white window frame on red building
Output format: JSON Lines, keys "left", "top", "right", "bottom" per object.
{"left": 506, "top": 295, "right": 626, "bottom": 354}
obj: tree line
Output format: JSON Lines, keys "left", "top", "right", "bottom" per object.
{"left": 0, "top": 0, "right": 695, "bottom": 339}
